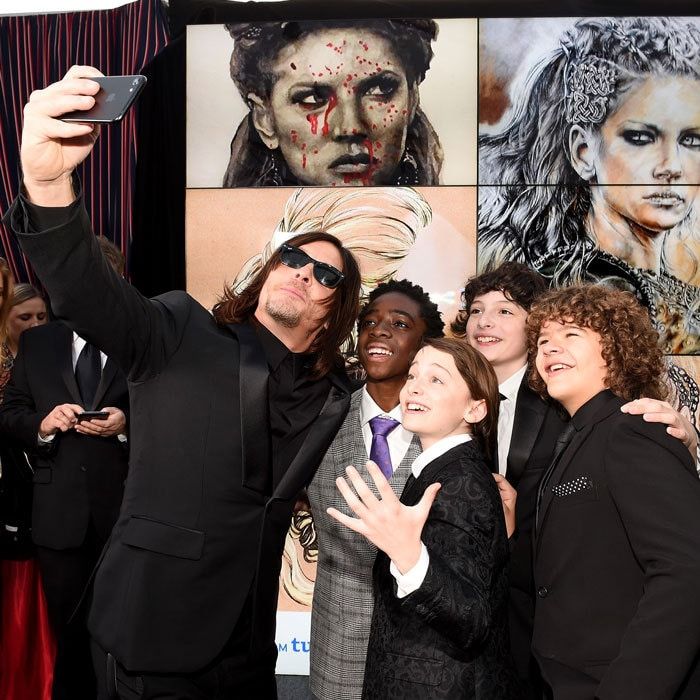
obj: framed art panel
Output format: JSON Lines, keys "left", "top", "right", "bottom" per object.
{"left": 187, "top": 19, "right": 478, "bottom": 188}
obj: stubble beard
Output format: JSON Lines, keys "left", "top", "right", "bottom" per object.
{"left": 265, "top": 297, "right": 302, "bottom": 329}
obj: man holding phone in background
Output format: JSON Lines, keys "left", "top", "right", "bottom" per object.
{"left": 0, "top": 237, "right": 130, "bottom": 700}
{"left": 5, "top": 65, "right": 361, "bottom": 699}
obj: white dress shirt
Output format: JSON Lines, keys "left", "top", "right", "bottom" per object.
{"left": 72, "top": 332, "right": 107, "bottom": 371}
{"left": 39, "top": 333, "right": 123, "bottom": 444}
{"left": 390, "top": 433, "right": 472, "bottom": 597}
{"left": 360, "top": 387, "right": 413, "bottom": 473}
{"left": 497, "top": 364, "right": 528, "bottom": 476}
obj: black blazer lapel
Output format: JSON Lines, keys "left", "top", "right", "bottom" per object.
{"left": 227, "top": 323, "right": 271, "bottom": 494}
{"left": 56, "top": 325, "right": 83, "bottom": 405}
{"left": 401, "top": 444, "right": 468, "bottom": 505}
{"left": 535, "top": 425, "right": 593, "bottom": 554}
{"left": 91, "top": 357, "right": 119, "bottom": 410}
{"left": 273, "top": 370, "right": 351, "bottom": 501}
{"left": 506, "top": 379, "right": 547, "bottom": 486}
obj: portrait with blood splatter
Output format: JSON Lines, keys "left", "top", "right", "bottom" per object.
{"left": 477, "top": 16, "right": 700, "bottom": 355}
{"left": 186, "top": 19, "right": 477, "bottom": 188}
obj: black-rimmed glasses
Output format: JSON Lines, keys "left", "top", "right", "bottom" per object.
{"left": 278, "top": 243, "right": 345, "bottom": 289}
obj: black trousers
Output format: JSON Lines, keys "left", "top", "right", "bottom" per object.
{"left": 92, "top": 640, "right": 278, "bottom": 700}
{"left": 36, "top": 521, "right": 103, "bottom": 700}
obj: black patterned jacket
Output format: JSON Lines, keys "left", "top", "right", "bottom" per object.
{"left": 362, "top": 440, "right": 521, "bottom": 699}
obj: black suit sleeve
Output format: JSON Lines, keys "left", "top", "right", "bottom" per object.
{"left": 6, "top": 193, "right": 187, "bottom": 382}
{"left": 399, "top": 468, "right": 504, "bottom": 654}
{"left": 597, "top": 419, "right": 700, "bottom": 699}
{"left": 0, "top": 333, "right": 47, "bottom": 451}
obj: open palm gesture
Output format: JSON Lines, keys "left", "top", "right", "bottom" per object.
{"left": 327, "top": 460, "right": 441, "bottom": 574}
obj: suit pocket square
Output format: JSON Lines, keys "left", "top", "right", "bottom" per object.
{"left": 551, "top": 476, "right": 594, "bottom": 498}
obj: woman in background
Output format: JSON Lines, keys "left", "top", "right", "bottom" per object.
{"left": 0, "top": 281, "right": 54, "bottom": 700}
{"left": 479, "top": 17, "right": 700, "bottom": 353}
{"left": 223, "top": 19, "right": 442, "bottom": 187}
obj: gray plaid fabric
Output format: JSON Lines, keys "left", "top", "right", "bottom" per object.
{"left": 307, "top": 389, "right": 421, "bottom": 700}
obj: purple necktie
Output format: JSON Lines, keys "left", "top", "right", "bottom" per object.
{"left": 369, "top": 416, "right": 400, "bottom": 480}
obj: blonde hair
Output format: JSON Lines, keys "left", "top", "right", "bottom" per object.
{"left": 0, "top": 258, "right": 13, "bottom": 367}
{"left": 233, "top": 187, "right": 432, "bottom": 298}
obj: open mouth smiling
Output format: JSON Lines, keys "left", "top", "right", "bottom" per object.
{"left": 545, "top": 362, "right": 572, "bottom": 375}
{"left": 366, "top": 345, "right": 393, "bottom": 358}
{"left": 474, "top": 335, "right": 501, "bottom": 345}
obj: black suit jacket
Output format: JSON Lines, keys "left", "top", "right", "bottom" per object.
{"left": 0, "top": 322, "right": 129, "bottom": 549}
{"left": 505, "top": 377, "right": 568, "bottom": 682}
{"left": 7, "top": 197, "right": 352, "bottom": 673}
{"left": 362, "top": 441, "right": 520, "bottom": 699}
{"left": 534, "top": 390, "right": 700, "bottom": 699}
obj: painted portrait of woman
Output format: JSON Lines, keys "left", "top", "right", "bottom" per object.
{"left": 186, "top": 20, "right": 478, "bottom": 188}
{"left": 478, "top": 17, "right": 700, "bottom": 354}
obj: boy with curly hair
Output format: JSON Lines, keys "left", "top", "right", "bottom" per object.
{"left": 527, "top": 285, "right": 700, "bottom": 699}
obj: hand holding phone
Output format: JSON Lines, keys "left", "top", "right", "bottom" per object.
{"left": 76, "top": 411, "right": 110, "bottom": 421}
{"left": 61, "top": 75, "right": 147, "bottom": 123}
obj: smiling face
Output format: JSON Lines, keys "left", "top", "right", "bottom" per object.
{"left": 465, "top": 290, "right": 529, "bottom": 383}
{"left": 255, "top": 239, "right": 343, "bottom": 347}
{"left": 535, "top": 320, "right": 608, "bottom": 416}
{"left": 251, "top": 27, "right": 416, "bottom": 186}
{"left": 7, "top": 296, "right": 47, "bottom": 353}
{"left": 572, "top": 75, "right": 700, "bottom": 233}
{"left": 358, "top": 291, "right": 427, "bottom": 385}
{"left": 399, "top": 345, "right": 484, "bottom": 450}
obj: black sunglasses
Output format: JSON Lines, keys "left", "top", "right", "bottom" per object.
{"left": 278, "top": 243, "right": 345, "bottom": 289}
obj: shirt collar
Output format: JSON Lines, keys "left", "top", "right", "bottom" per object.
{"left": 411, "top": 433, "right": 472, "bottom": 478}
{"left": 499, "top": 364, "right": 528, "bottom": 403}
{"left": 360, "top": 386, "right": 403, "bottom": 425}
{"left": 253, "top": 319, "right": 315, "bottom": 377}
{"left": 571, "top": 388, "right": 617, "bottom": 430}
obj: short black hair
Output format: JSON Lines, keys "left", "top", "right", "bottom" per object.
{"left": 358, "top": 278, "right": 444, "bottom": 339}
{"left": 451, "top": 262, "right": 546, "bottom": 337}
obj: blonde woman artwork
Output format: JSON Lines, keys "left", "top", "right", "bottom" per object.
{"left": 479, "top": 17, "right": 700, "bottom": 353}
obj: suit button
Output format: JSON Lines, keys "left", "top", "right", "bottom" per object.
{"left": 80, "top": 466, "right": 87, "bottom": 472}
{"left": 537, "top": 586, "right": 549, "bottom": 598}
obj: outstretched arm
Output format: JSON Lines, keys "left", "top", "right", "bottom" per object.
{"left": 8, "top": 67, "right": 188, "bottom": 381}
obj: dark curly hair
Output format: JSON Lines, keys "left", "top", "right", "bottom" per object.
{"left": 357, "top": 278, "right": 444, "bottom": 339}
{"left": 451, "top": 262, "right": 547, "bottom": 337}
{"left": 526, "top": 285, "right": 667, "bottom": 404}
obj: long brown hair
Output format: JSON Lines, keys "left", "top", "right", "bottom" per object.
{"left": 422, "top": 337, "right": 500, "bottom": 462}
{"left": 212, "top": 231, "right": 361, "bottom": 378}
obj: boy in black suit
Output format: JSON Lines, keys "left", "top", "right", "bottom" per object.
{"left": 452, "top": 263, "right": 698, "bottom": 697}
{"left": 527, "top": 285, "right": 700, "bottom": 699}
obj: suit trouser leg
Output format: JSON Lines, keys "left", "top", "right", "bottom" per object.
{"left": 36, "top": 524, "right": 101, "bottom": 700}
